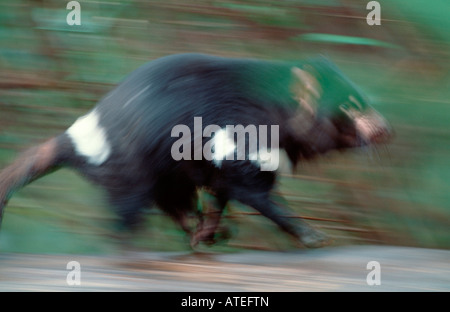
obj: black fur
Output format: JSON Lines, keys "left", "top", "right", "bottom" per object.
{"left": 78, "top": 54, "right": 299, "bottom": 228}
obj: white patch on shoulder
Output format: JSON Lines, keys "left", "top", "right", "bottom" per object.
{"left": 212, "top": 128, "right": 236, "bottom": 167}
{"left": 276, "top": 149, "right": 293, "bottom": 174}
{"left": 66, "top": 109, "right": 111, "bottom": 165}
{"left": 249, "top": 148, "right": 292, "bottom": 173}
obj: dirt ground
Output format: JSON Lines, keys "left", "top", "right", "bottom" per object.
{"left": 0, "top": 245, "right": 448, "bottom": 292}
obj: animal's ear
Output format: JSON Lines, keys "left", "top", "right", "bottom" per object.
{"left": 290, "top": 66, "right": 322, "bottom": 115}
{"left": 291, "top": 67, "right": 321, "bottom": 99}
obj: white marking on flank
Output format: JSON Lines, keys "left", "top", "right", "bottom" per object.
{"left": 66, "top": 109, "right": 111, "bottom": 165}
{"left": 211, "top": 128, "right": 236, "bottom": 167}
{"left": 123, "top": 85, "right": 151, "bottom": 108}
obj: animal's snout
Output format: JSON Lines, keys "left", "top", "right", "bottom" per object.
{"left": 354, "top": 108, "right": 392, "bottom": 145}
{"left": 369, "top": 125, "right": 393, "bottom": 144}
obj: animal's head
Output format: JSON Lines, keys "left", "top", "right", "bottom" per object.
{"left": 289, "top": 57, "right": 392, "bottom": 157}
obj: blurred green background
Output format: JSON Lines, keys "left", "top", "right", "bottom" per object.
{"left": 0, "top": 0, "right": 449, "bottom": 254}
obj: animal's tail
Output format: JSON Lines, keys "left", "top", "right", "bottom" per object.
{"left": 0, "top": 134, "right": 71, "bottom": 224}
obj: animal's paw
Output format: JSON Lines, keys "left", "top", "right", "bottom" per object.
{"left": 299, "top": 227, "right": 332, "bottom": 248}
{"left": 190, "top": 225, "right": 232, "bottom": 249}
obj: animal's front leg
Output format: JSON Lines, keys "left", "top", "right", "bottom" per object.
{"left": 237, "top": 192, "right": 332, "bottom": 248}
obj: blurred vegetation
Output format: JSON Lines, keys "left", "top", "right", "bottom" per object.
{"left": 0, "top": 0, "right": 449, "bottom": 254}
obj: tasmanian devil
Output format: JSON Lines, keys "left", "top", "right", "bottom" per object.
{"left": 0, "top": 53, "right": 391, "bottom": 249}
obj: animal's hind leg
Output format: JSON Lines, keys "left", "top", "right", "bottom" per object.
{"left": 154, "top": 177, "right": 198, "bottom": 242}
{"left": 99, "top": 190, "right": 150, "bottom": 255}
{"left": 107, "top": 191, "right": 149, "bottom": 234}
{"left": 191, "top": 191, "right": 229, "bottom": 247}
